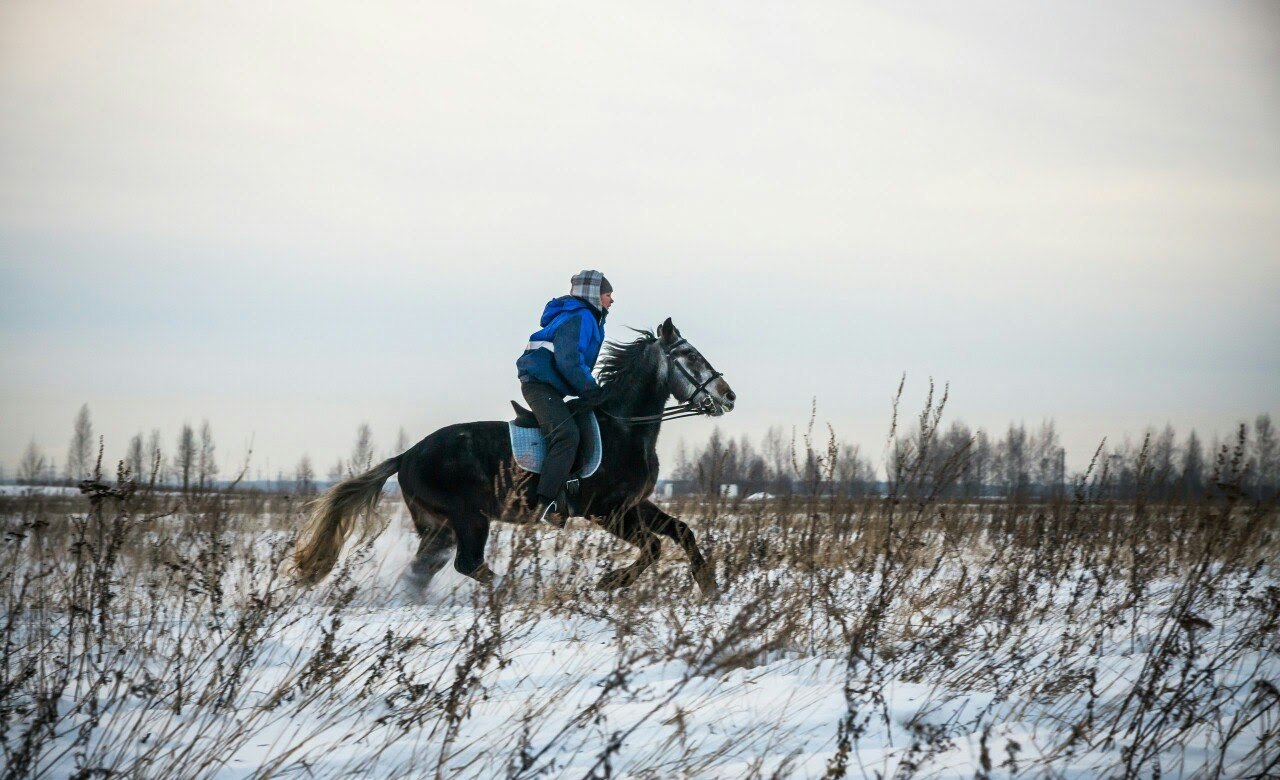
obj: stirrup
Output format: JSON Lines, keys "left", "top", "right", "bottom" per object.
{"left": 537, "top": 499, "right": 566, "bottom": 529}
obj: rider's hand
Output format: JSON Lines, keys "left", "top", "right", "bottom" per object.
{"left": 577, "top": 387, "right": 606, "bottom": 408}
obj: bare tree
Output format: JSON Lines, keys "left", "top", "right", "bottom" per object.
{"left": 672, "top": 438, "right": 691, "bottom": 481}
{"left": 721, "top": 435, "right": 742, "bottom": 484}
{"left": 395, "top": 427, "right": 410, "bottom": 454}
{"left": 965, "top": 429, "right": 991, "bottom": 498}
{"left": 295, "top": 454, "right": 316, "bottom": 496}
{"left": 126, "top": 433, "right": 145, "bottom": 481}
{"left": 1029, "top": 420, "right": 1065, "bottom": 496}
{"left": 18, "top": 440, "right": 46, "bottom": 485}
{"left": 66, "top": 404, "right": 94, "bottom": 481}
{"left": 197, "top": 420, "right": 217, "bottom": 490}
{"left": 695, "top": 426, "right": 728, "bottom": 494}
{"left": 761, "top": 426, "right": 789, "bottom": 492}
{"left": 351, "top": 423, "right": 374, "bottom": 473}
{"left": 836, "top": 443, "right": 876, "bottom": 496}
{"left": 1110, "top": 435, "right": 1142, "bottom": 496}
{"left": 933, "top": 421, "right": 973, "bottom": 498}
{"left": 1180, "top": 429, "right": 1206, "bottom": 498}
{"left": 147, "top": 429, "right": 165, "bottom": 485}
{"left": 1148, "top": 424, "right": 1177, "bottom": 495}
{"left": 994, "top": 423, "right": 1029, "bottom": 497}
{"left": 176, "top": 423, "right": 196, "bottom": 492}
{"left": 744, "top": 439, "right": 767, "bottom": 483}
{"left": 1252, "top": 413, "right": 1277, "bottom": 498}
{"left": 327, "top": 459, "right": 344, "bottom": 482}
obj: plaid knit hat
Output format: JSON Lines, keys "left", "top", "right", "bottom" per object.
{"left": 570, "top": 270, "right": 611, "bottom": 309}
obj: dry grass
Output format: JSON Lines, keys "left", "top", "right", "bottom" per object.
{"left": 1, "top": 423, "right": 1278, "bottom": 778}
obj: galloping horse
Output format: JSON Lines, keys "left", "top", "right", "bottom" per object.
{"left": 292, "top": 318, "right": 735, "bottom": 595}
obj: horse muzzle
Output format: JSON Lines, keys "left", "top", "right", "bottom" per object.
{"left": 709, "top": 383, "right": 735, "bottom": 415}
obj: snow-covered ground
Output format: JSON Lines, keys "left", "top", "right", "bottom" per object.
{"left": 0, "top": 484, "right": 84, "bottom": 496}
{"left": 3, "top": 499, "right": 1277, "bottom": 778}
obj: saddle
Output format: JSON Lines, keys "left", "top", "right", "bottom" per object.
{"left": 508, "top": 401, "right": 602, "bottom": 479}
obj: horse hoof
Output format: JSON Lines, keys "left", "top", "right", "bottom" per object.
{"left": 694, "top": 569, "right": 720, "bottom": 599}
{"left": 468, "top": 564, "right": 497, "bottom": 584}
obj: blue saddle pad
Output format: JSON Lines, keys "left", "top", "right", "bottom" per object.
{"left": 508, "top": 410, "right": 602, "bottom": 479}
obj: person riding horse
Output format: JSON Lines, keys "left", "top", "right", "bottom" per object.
{"left": 293, "top": 304, "right": 733, "bottom": 594}
{"left": 516, "top": 270, "right": 613, "bottom": 527}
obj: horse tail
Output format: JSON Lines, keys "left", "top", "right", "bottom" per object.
{"left": 293, "top": 456, "right": 401, "bottom": 585}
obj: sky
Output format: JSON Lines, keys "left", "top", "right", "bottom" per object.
{"left": 2, "top": 0, "right": 1278, "bottom": 480}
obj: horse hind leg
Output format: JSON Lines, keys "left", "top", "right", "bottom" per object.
{"left": 637, "top": 500, "right": 718, "bottom": 597}
{"left": 596, "top": 507, "right": 663, "bottom": 590}
{"left": 402, "top": 504, "right": 456, "bottom": 593}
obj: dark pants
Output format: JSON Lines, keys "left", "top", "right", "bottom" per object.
{"left": 521, "top": 381, "right": 580, "bottom": 502}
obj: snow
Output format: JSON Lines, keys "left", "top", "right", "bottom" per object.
{"left": 4, "top": 505, "right": 1277, "bottom": 778}
{"left": 0, "top": 484, "right": 83, "bottom": 496}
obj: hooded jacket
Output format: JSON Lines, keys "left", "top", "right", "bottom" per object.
{"left": 516, "top": 296, "right": 607, "bottom": 397}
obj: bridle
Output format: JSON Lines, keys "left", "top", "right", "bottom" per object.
{"left": 601, "top": 337, "right": 726, "bottom": 425}
{"left": 663, "top": 337, "right": 724, "bottom": 413}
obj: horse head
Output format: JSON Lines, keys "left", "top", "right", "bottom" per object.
{"left": 657, "top": 317, "right": 736, "bottom": 416}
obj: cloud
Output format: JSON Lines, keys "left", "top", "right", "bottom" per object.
{"left": 1, "top": 0, "right": 1277, "bottom": 472}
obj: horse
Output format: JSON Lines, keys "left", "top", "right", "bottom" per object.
{"left": 292, "top": 317, "right": 735, "bottom": 596}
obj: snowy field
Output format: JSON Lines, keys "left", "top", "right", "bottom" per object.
{"left": 0, "top": 485, "right": 85, "bottom": 496}
{"left": 1, "top": 484, "right": 1277, "bottom": 779}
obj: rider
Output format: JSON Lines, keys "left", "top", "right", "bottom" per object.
{"left": 517, "top": 270, "right": 613, "bottom": 527}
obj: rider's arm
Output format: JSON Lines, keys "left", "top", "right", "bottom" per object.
{"left": 552, "top": 311, "right": 602, "bottom": 397}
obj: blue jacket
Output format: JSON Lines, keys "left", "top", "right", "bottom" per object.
{"left": 517, "top": 296, "right": 606, "bottom": 397}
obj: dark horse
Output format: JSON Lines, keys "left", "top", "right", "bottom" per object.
{"left": 292, "top": 318, "right": 735, "bottom": 596}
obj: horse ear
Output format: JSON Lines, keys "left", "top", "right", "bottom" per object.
{"left": 659, "top": 317, "right": 678, "bottom": 342}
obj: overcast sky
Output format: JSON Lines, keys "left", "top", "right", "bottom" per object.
{"left": 2, "top": 0, "right": 1278, "bottom": 480}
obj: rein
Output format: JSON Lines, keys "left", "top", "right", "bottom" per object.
{"left": 600, "top": 405, "right": 709, "bottom": 425}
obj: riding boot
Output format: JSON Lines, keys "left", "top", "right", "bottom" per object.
{"left": 557, "top": 484, "right": 576, "bottom": 518}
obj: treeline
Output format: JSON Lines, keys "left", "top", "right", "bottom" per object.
{"left": 14, "top": 404, "right": 222, "bottom": 492}
{"left": 9, "top": 405, "right": 412, "bottom": 496}
{"left": 11, "top": 404, "right": 1278, "bottom": 502}
{"left": 670, "top": 413, "right": 1279, "bottom": 500}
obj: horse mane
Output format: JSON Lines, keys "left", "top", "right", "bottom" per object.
{"left": 596, "top": 329, "right": 657, "bottom": 390}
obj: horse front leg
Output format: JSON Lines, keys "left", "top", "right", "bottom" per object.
{"left": 636, "top": 499, "right": 718, "bottom": 597}
{"left": 595, "top": 507, "right": 662, "bottom": 590}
